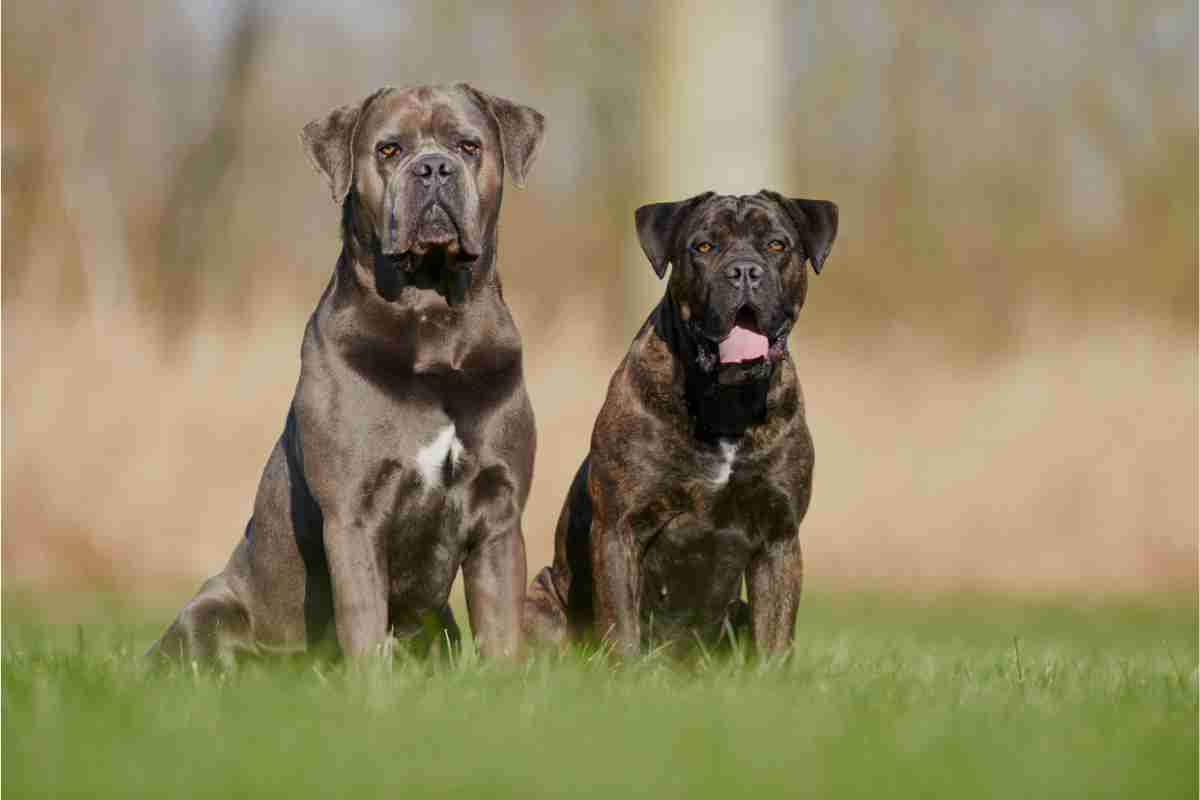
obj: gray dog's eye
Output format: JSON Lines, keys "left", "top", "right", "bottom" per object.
{"left": 693, "top": 241, "right": 717, "bottom": 254}
{"left": 458, "top": 141, "right": 480, "bottom": 157}
{"left": 766, "top": 239, "right": 787, "bottom": 253}
{"left": 376, "top": 142, "right": 401, "bottom": 159}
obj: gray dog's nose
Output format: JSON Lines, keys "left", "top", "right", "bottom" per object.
{"left": 725, "top": 261, "right": 764, "bottom": 290}
{"left": 411, "top": 154, "right": 456, "bottom": 184}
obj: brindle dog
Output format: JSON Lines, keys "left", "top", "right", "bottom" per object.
{"left": 524, "top": 191, "right": 838, "bottom": 658}
{"left": 149, "top": 84, "right": 545, "bottom": 667}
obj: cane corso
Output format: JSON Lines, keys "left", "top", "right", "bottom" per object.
{"left": 150, "top": 84, "right": 545, "bottom": 667}
{"left": 524, "top": 191, "right": 838, "bottom": 658}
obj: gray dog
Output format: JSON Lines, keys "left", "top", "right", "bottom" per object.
{"left": 150, "top": 84, "right": 545, "bottom": 667}
{"left": 524, "top": 191, "right": 837, "bottom": 659}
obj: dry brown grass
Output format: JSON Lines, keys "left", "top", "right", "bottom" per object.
{"left": 4, "top": 295, "right": 1195, "bottom": 604}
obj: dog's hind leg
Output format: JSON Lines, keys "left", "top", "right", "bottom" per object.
{"left": 522, "top": 567, "right": 569, "bottom": 648}
{"left": 523, "top": 459, "right": 592, "bottom": 650}
{"left": 147, "top": 575, "right": 257, "bottom": 671}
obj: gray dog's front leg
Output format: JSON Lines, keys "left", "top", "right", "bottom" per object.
{"left": 746, "top": 534, "right": 802, "bottom": 656}
{"left": 463, "top": 528, "right": 526, "bottom": 659}
{"left": 324, "top": 518, "right": 388, "bottom": 660}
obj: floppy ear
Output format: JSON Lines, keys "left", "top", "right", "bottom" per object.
{"left": 458, "top": 84, "right": 546, "bottom": 188}
{"left": 300, "top": 88, "right": 390, "bottom": 204}
{"left": 634, "top": 192, "right": 715, "bottom": 279}
{"left": 761, "top": 191, "right": 839, "bottom": 274}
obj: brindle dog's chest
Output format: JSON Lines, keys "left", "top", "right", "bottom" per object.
{"left": 637, "top": 440, "right": 778, "bottom": 637}
{"left": 640, "top": 517, "right": 754, "bottom": 636}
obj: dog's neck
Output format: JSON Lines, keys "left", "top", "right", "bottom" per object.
{"left": 318, "top": 195, "right": 523, "bottom": 381}
{"left": 653, "top": 292, "right": 778, "bottom": 442}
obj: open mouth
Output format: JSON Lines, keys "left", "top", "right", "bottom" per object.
{"left": 718, "top": 306, "right": 771, "bottom": 365}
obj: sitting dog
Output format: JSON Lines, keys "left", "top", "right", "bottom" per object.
{"left": 524, "top": 191, "right": 837, "bottom": 658}
{"left": 150, "top": 84, "right": 545, "bottom": 667}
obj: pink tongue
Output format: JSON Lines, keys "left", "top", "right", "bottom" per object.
{"left": 719, "top": 325, "right": 770, "bottom": 364}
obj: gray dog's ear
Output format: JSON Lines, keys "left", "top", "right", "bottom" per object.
{"left": 458, "top": 84, "right": 545, "bottom": 188}
{"left": 635, "top": 192, "right": 715, "bottom": 279}
{"left": 761, "top": 191, "right": 839, "bottom": 274}
{"left": 300, "top": 88, "right": 390, "bottom": 204}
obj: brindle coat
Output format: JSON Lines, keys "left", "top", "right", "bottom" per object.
{"left": 524, "top": 191, "right": 838, "bottom": 658}
{"left": 149, "top": 84, "right": 545, "bottom": 667}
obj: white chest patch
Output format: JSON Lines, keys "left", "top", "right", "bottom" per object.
{"left": 710, "top": 440, "right": 739, "bottom": 487}
{"left": 416, "top": 424, "right": 464, "bottom": 490}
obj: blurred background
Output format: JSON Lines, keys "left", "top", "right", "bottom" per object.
{"left": 3, "top": 1, "right": 1196, "bottom": 614}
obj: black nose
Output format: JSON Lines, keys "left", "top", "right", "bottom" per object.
{"left": 411, "top": 154, "right": 456, "bottom": 184}
{"left": 725, "top": 261, "right": 764, "bottom": 290}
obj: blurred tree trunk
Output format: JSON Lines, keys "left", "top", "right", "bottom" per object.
{"left": 636, "top": 0, "right": 788, "bottom": 329}
{"left": 149, "top": 2, "right": 265, "bottom": 352}
{"left": 3, "top": 3, "right": 100, "bottom": 317}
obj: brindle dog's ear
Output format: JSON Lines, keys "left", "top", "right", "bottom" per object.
{"left": 635, "top": 192, "right": 715, "bottom": 279}
{"left": 300, "top": 88, "right": 390, "bottom": 204}
{"left": 458, "top": 84, "right": 546, "bottom": 189}
{"left": 761, "top": 191, "right": 839, "bottom": 274}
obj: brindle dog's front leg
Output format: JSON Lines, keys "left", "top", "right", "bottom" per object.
{"left": 591, "top": 520, "right": 642, "bottom": 660}
{"left": 324, "top": 517, "right": 389, "bottom": 660}
{"left": 463, "top": 527, "right": 527, "bottom": 660}
{"left": 746, "top": 534, "right": 802, "bottom": 656}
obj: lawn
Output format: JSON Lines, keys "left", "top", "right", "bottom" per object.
{"left": 3, "top": 591, "right": 1196, "bottom": 798}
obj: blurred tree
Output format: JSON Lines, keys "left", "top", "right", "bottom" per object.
{"left": 148, "top": 2, "right": 266, "bottom": 352}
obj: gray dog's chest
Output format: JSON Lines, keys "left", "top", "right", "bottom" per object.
{"left": 410, "top": 421, "right": 469, "bottom": 493}
{"left": 294, "top": 289, "right": 533, "bottom": 621}
{"left": 301, "top": 377, "right": 484, "bottom": 607}
{"left": 367, "top": 420, "right": 479, "bottom": 603}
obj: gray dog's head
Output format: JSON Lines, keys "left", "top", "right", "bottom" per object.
{"left": 636, "top": 191, "right": 838, "bottom": 371}
{"left": 301, "top": 84, "right": 544, "bottom": 289}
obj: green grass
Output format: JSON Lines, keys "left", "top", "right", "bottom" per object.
{"left": 3, "top": 592, "right": 1196, "bottom": 799}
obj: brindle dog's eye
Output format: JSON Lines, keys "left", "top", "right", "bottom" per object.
{"left": 376, "top": 143, "right": 400, "bottom": 159}
{"left": 767, "top": 239, "right": 787, "bottom": 253}
{"left": 458, "top": 141, "right": 480, "bottom": 157}
{"left": 693, "top": 241, "right": 715, "bottom": 254}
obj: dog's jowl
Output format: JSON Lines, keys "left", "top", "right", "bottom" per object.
{"left": 150, "top": 84, "right": 545, "bottom": 667}
{"left": 524, "top": 191, "right": 838, "bottom": 658}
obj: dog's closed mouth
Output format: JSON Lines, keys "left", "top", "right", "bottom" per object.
{"left": 399, "top": 210, "right": 451, "bottom": 261}
{"left": 391, "top": 205, "right": 479, "bottom": 276}
{"left": 386, "top": 241, "right": 475, "bottom": 306}
{"left": 409, "top": 206, "right": 458, "bottom": 256}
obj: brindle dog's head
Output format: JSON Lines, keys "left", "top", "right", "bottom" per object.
{"left": 636, "top": 191, "right": 838, "bottom": 373}
{"left": 301, "top": 84, "right": 544, "bottom": 301}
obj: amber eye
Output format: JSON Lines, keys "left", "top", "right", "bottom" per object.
{"left": 376, "top": 143, "right": 400, "bottom": 159}
{"left": 459, "top": 141, "right": 480, "bottom": 156}
{"left": 693, "top": 241, "right": 715, "bottom": 254}
{"left": 767, "top": 239, "right": 787, "bottom": 253}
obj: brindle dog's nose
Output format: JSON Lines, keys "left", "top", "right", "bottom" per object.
{"left": 725, "top": 261, "right": 764, "bottom": 290}
{"left": 411, "top": 154, "right": 456, "bottom": 185}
